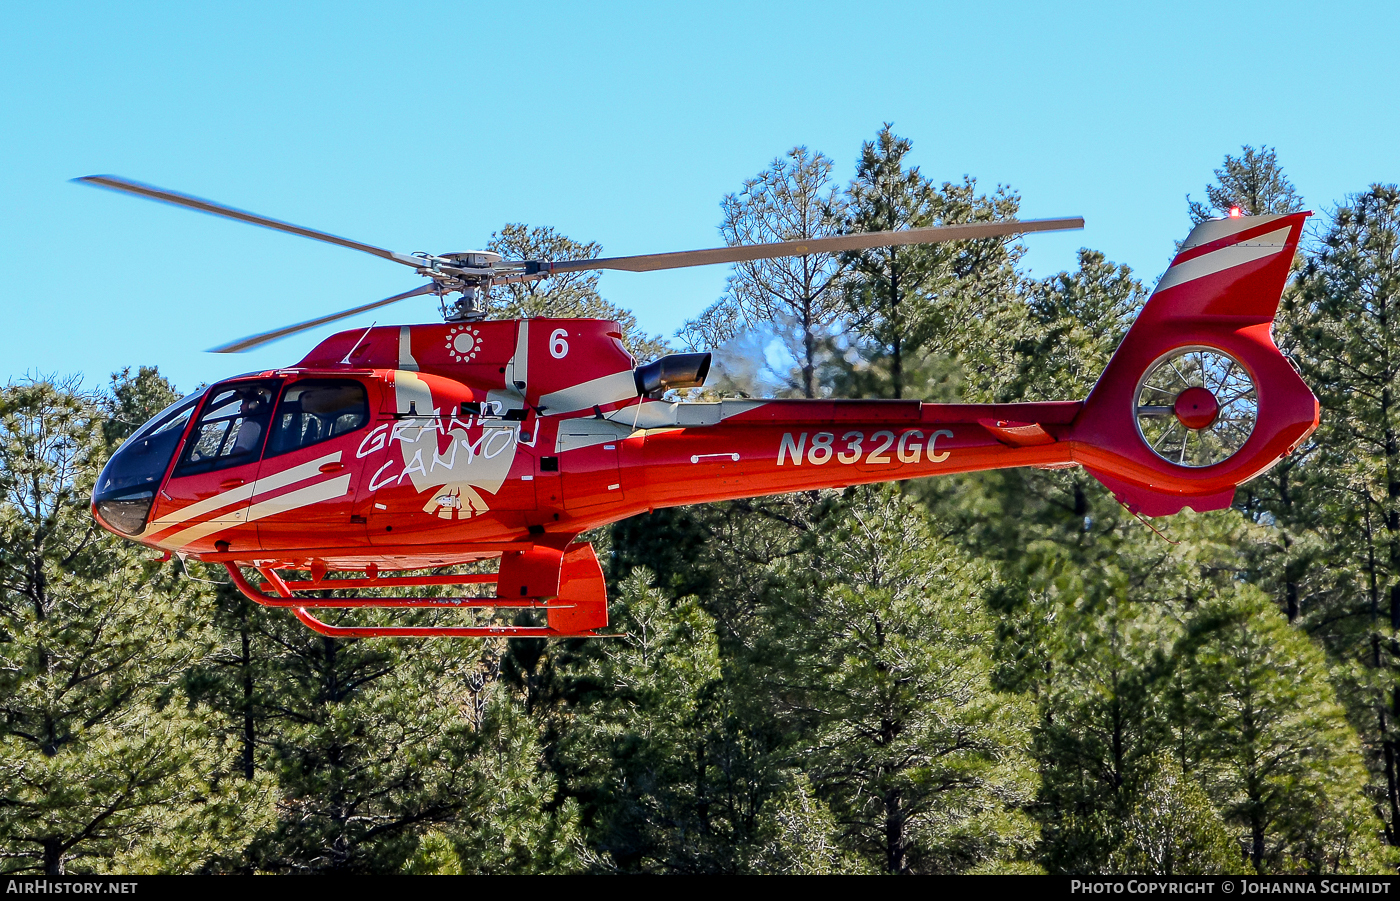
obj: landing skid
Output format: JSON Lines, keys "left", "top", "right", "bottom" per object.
{"left": 222, "top": 542, "right": 610, "bottom": 638}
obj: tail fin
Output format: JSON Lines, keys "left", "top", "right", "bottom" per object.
{"left": 1070, "top": 212, "right": 1318, "bottom": 516}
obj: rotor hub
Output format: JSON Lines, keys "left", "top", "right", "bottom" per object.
{"left": 440, "top": 251, "right": 502, "bottom": 268}
{"left": 1174, "top": 386, "right": 1220, "bottom": 430}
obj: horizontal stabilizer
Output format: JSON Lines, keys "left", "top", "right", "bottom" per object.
{"left": 978, "top": 418, "right": 1056, "bottom": 448}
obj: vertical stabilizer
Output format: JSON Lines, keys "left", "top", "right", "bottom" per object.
{"left": 1071, "top": 213, "right": 1318, "bottom": 515}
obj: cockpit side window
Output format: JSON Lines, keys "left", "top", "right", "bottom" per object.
{"left": 265, "top": 379, "right": 369, "bottom": 458}
{"left": 173, "top": 380, "right": 279, "bottom": 476}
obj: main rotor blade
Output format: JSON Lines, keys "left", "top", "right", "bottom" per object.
{"left": 543, "top": 217, "right": 1084, "bottom": 274}
{"left": 75, "top": 175, "right": 424, "bottom": 269}
{"left": 209, "top": 283, "right": 436, "bottom": 353}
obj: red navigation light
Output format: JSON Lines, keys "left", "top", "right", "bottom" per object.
{"left": 1228, "top": 207, "right": 1243, "bottom": 218}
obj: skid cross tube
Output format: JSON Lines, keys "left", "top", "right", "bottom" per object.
{"left": 260, "top": 572, "right": 500, "bottom": 592}
{"left": 222, "top": 563, "right": 591, "bottom": 638}
{"left": 288, "top": 608, "right": 568, "bottom": 639}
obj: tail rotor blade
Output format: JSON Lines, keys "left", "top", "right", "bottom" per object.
{"left": 541, "top": 217, "right": 1084, "bottom": 274}
{"left": 209, "top": 284, "right": 436, "bottom": 353}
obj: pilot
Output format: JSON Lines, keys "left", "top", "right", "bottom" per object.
{"left": 230, "top": 391, "right": 270, "bottom": 455}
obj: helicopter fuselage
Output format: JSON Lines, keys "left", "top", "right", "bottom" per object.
{"left": 89, "top": 212, "right": 1323, "bottom": 637}
{"left": 98, "top": 319, "right": 1091, "bottom": 568}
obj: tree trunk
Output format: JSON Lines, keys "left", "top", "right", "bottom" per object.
{"left": 888, "top": 250, "right": 903, "bottom": 400}
{"left": 43, "top": 839, "right": 64, "bottom": 876}
{"left": 241, "top": 618, "right": 255, "bottom": 781}
{"left": 1277, "top": 463, "right": 1299, "bottom": 622}
{"left": 884, "top": 787, "right": 906, "bottom": 874}
{"left": 1366, "top": 511, "right": 1400, "bottom": 842}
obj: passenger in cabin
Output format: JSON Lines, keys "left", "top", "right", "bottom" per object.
{"left": 231, "top": 392, "right": 270, "bottom": 455}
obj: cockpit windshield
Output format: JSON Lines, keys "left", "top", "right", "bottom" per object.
{"left": 92, "top": 390, "right": 204, "bottom": 535}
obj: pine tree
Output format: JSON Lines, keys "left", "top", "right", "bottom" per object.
{"left": 841, "top": 125, "right": 1021, "bottom": 399}
{"left": 101, "top": 366, "right": 182, "bottom": 447}
{"left": 1034, "top": 590, "right": 1178, "bottom": 873}
{"left": 746, "top": 774, "right": 870, "bottom": 874}
{"left": 0, "top": 377, "right": 267, "bottom": 875}
{"left": 761, "top": 486, "right": 1039, "bottom": 873}
{"left": 183, "top": 584, "right": 272, "bottom": 785}
{"left": 1290, "top": 185, "right": 1400, "bottom": 845}
{"left": 555, "top": 572, "right": 784, "bottom": 873}
{"left": 486, "top": 223, "right": 668, "bottom": 360}
{"left": 680, "top": 147, "right": 848, "bottom": 398}
{"left": 1187, "top": 145, "right": 1305, "bottom": 223}
{"left": 912, "top": 214, "right": 1382, "bottom": 874}
{"left": 1109, "top": 756, "right": 1245, "bottom": 876}
{"left": 1174, "top": 588, "right": 1390, "bottom": 873}
{"left": 1182, "top": 148, "right": 1315, "bottom": 623}
{"left": 403, "top": 694, "right": 586, "bottom": 874}
{"left": 1005, "top": 250, "right": 1143, "bottom": 402}
{"left": 235, "top": 616, "right": 496, "bottom": 872}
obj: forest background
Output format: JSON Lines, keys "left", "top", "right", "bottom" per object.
{"left": 5, "top": 133, "right": 1400, "bottom": 875}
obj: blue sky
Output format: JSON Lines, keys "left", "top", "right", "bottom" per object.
{"left": 2, "top": 1, "right": 1395, "bottom": 394}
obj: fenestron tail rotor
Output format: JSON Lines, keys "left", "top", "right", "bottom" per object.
{"left": 75, "top": 174, "right": 1085, "bottom": 353}
{"left": 1135, "top": 347, "right": 1258, "bottom": 468}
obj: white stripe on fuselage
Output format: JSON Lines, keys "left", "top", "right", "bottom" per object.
{"left": 163, "top": 473, "right": 352, "bottom": 549}
{"left": 538, "top": 369, "right": 638, "bottom": 416}
{"left": 145, "top": 451, "right": 342, "bottom": 536}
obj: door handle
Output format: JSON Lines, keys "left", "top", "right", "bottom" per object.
{"left": 219, "top": 477, "right": 246, "bottom": 490}
{"left": 319, "top": 462, "right": 344, "bottom": 474}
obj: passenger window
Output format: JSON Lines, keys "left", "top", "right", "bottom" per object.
{"left": 265, "top": 379, "right": 369, "bottom": 457}
{"left": 174, "top": 381, "right": 279, "bottom": 476}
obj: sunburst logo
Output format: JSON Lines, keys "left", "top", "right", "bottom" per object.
{"left": 445, "top": 325, "right": 482, "bottom": 363}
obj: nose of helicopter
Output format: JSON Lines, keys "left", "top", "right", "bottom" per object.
{"left": 1174, "top": 386, "right": 1220, "bottom": 430}
{"left": 92, "top": 390, "right": 205, "bottom": 535}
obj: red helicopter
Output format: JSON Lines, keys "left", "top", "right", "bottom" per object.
{"left": 82, "top": 176, "right": 1318, "bottom": 639}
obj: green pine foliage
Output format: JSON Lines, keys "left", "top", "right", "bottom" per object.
{"left": 405, "top": 695, "right": 586, "bottom": 874}
{"left": 1188, "top": 145, "right": 1305, "bottom": 223}
{"left": 1007, "top": 249, "right": 1144, "bottom": 402}
{"left": 683, "top": 147, "right": 848, "bottom": 398}
{"left": 1175, "top": 588, "right": 1387, "bottom": 873}
{"left": 0, "top": 377, "right": 270, "bottom": 875}
{"left": 839, "top": 125, "right": 1023, "bottom": 400}
{"left": 4, "top": 137, "right": 1400, "bottom": 876}
{"left": 1109, "top": 755, "right": 1244, "bottom": 876}
{"left": 748, "top": 773, "right": 871, "bottom": 874}
{"left": 759, "top": 486, "right": 1039, "bottom": 873}
{"left": 1281, "top": 185, "right": 1400, "bottom": 848}
{"left": 486, "top": 223, "right": 669, "bottom": 361}
{"left": 554, "top": 572, "right": 780, "bottom": 873}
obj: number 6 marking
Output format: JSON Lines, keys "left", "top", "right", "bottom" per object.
{"left": 550, "top": 328, "right": 570, "bottom": 359}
